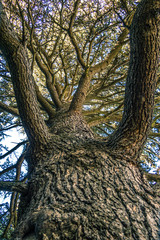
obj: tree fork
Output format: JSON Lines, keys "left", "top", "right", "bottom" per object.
{"left": 0, "top": 0, "right": 159, "bottom": 239}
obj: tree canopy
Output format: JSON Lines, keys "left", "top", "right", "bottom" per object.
{"left": 0, "top": 0, "right": 160, "bottom": 238}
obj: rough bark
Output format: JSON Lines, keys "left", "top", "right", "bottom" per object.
{"left": 0, "top": 0, "right": 160, "bottom": 239}
{"left": 107, "top": 0, "right": 160, "bottom": 159}
{"left": 0, "top": 181, "right": 28, "bottom": 193}
{"left": 0, "top": 1, "right": 50, "bottom": 146}
{"left": 12, "top": 114, "right": 159, "bottom": 240}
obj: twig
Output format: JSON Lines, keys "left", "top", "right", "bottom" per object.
{"left": 0, "top": 140, "right": 28, "bottom": 160}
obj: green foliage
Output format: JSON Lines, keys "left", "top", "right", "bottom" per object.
{"left": 0, "top": 0, "right": 159, "bottom": 237}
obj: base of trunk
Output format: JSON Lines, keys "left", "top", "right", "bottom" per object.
{"left": 12, "top": 138, "right": 159, "bottom": 240}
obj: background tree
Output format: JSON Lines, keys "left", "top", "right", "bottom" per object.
{"left": 0, "top": 0, "right": 160, "bottom": 239}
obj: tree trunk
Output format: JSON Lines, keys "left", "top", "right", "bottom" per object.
{"left": 0, "top": 0, "right": 159, "bottom": 239}
{"left": 11, "top": 113, "right": 159, "bottom": 240}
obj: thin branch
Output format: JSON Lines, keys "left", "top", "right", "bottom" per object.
{"left": 69, "top": 36, "right": 128, "bottom": 113}
{"left": 0, "top": 123, "right": 22, "bottom": 132}
{"left": 113, "top": 1, "right": 130, "bottom": 29}
{"left": 68, "top": 16, "right": 130, "bottom": 114}
{"left": 69, "top": 0, "right": 81, "bottom": 29}
{"left": 0, "top": 140, "right": 28, "bottom": 160}
{"left": 91, "top": 30, "right": 129, "bottom": 74}
{"left": 68, "top": 0, "right": 86, "bottom": 68}
{"left": 0, "top": 164, "right": 16, "bottom": 177}
{"left": 49, "top": 30, "right": 62, "bottom": 60}
{"left": 90, "top": 11, "right": 134, "bottom": 74}
{"left": 0, "top": 143, "right": 28, "bottom": 177}
{"left": 16, "top": 0, "right": 27, "bottom": 45}
{"left": 35, "top": 54, "right": 62, "bottom": 109}
{"left": 88, "top": 103, "right": 123, "bottom": 127}
{"left": 2, "top": 192, "right": 15, "bottom": 238}
{"left": 68, "top": 30, "right": 86, "bottom": 69}
{"left": 13, "top": 192, "right": 19, "bottom": 227}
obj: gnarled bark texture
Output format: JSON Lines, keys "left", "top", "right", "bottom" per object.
{"left": 0, "top": 0, "right": 159, "bottom": 239}
{"left": 14, "top": 114, "right": 159, "bottom": 240}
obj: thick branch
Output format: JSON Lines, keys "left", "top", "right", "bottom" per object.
{"left": 107, "top": 0, "right": 160, "bottom": 157}
{"left": 34, "top": 83, "right": 55, "bottom": 118}
{"left": 0, "top": 2, "right": 50, "bottom": 145}
{"left": 69, "top": 21, "right": 130, "bottom": 113}
{"left": 69, "top": 71, "right": 91, "bottom": 113}
{"left": 145, "top": 173, "right": 160, "bottom": 182}
{"left": 0, "top": 101, "right": 19, "bottom": 116}
{"left": 0, "top": 181, "right": 28, "bottom": 193}
{"left": 69, "top": 40, "right": 126, "bottom": 113}
{"left": 149, "top": 132, "right": 160, "bottom": 138}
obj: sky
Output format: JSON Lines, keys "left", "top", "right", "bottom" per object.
{"left": 0, "top": 128, "right": 26, "bottom": 204}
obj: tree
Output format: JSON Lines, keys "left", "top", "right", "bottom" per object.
{"left": 0, "top": 0, "right": 160, "bottom": 239}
